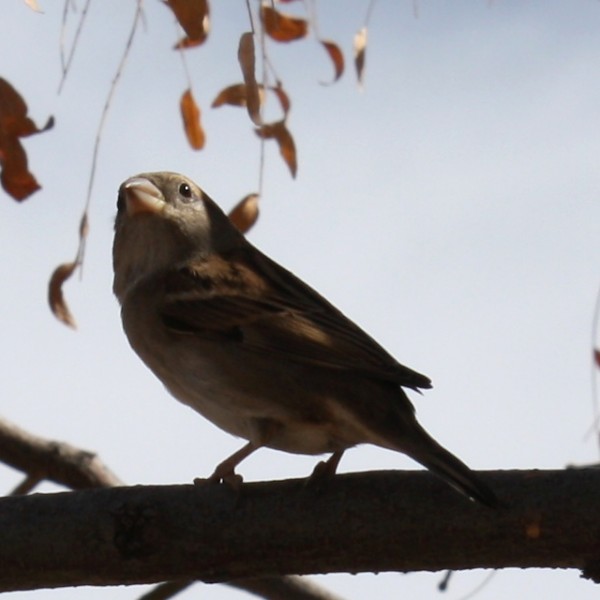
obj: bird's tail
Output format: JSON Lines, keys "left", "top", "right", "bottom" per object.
{"left": 401, "top": 426, "right": 498, "bottom": 508}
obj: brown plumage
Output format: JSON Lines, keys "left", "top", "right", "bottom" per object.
{"left": 113, "top": 171, "right": 496, "bottom": 507}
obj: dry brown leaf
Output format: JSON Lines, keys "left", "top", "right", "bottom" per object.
{"left": 238, "top": 32, "right": 262, "bottom": 125}
{"left": 48, "top": 261, "right": 78, "bottom": 329}
{"left": 166, "top": 0, "right": 210, "bottom": 48}
{"left": 211, "top": 83, "right": 267, "bottom": 110}
{"left": 228, "top": 193, "right": 259, "bottom": 234}
{"left": 261, "top": 6, "right": 308, "bottom": 43}
{"left": 255, "top": 120, "right": 297, "bottom": 178}
{"left": 270, "top": 81, "right": 291, "bottom": 117}
{"left": 0, "top": 78, "right": 53, "bottom": 201}
{"left": 353, "top": 26, "right": 368, "bottom": 88}
{"left": 212, "top": 82, "right": 288, "bottom": 120}
{"left": 180, "top": 88, "right": 205, "bottom": 150}
{"left": 0, "top": 142, "right": 38, "bottom": 201}
{"left": 319, "top": 40, "right": 344, "bottom": 84}
{"left": 174, "top": 36, "right": 207, "bottom": 50}
{"left": 212, "top": 83, "right": 249, "bottom": 108}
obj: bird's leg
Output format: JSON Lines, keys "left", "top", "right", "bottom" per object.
{"left": 204, "top": 441, "right": 260, "bottom": 488}
{"left": 196, "top": 421, "right": 278, "bottom": 488}
{"left": 310, "top": 450, "right": 344, "bottom": 480}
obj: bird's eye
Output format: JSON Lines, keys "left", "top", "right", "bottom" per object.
{"left": 179, "top": 182, "right": 192, "bottom": 199}
{"left": 116, "top": 190, "right": 125, "bottom": 212}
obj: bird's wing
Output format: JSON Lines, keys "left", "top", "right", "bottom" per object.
{"left": 160, "top": 248, "right": 431, "bottom": 390}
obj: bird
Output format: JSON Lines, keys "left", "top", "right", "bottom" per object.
{"left": 112, "top": 171, "right": 497, "bottom": 507}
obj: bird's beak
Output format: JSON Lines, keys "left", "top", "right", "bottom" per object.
{"left": 121, "top": 177, "right": 166, "bottom": 216}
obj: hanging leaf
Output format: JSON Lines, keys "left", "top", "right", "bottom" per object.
{"left": 48, "top": 261, "right": 78, "bottom": 329}
{"left": 255, "top": 120, "right": 297, "bottom": 178}
{"left": 174, "top": 36, "right": 208, "bottom": 50}
{"left": 212, "top": 83, "right": 249, "bottom": 108}
{"left": 353, "top": 26, "right": 368, "bottom": 88}
{"left": 269, "top": 81, "right": 291, "bottom": 117}
{"left": 212, "top": 83, "right": 290, "bottom": 121}
{"left": 319, "top": 40, "right": 344, "bottom": 85}
{"left": 238, "top": 32, "right": 262, "bottom": 125}
{"left": 261, "top": 6, "right": 308, "bottom": 43}
{"left": 180, "top": 89, "right": 205, "bottom": 149}
{"left": 0, "top": 78, "right": 54, "bottom": 201}
{"left": 166, "top": 0, "right": 210, "bottom": 48}
{"left": 212, "top": 83, "right": 267, "bottom": 110}
{"left": 165, "top": 0, "right": 209, "bottom": 38}
{"left": 228, "top": 193, "right": 259, "bottom": 234}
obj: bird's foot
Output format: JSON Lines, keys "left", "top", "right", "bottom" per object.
{"left": 310, "top": 460, "right": 334, "bottom": 480}
{"left": 195, "top": 440, "right": 258, "bottom": 490}
{"left": 307, "top": 451, "right": 344, "bottom": 486}
{"left": 194, "top": 468, "right": 244, "bottom": 491}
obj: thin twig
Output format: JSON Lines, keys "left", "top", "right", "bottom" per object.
{"left": 455, "top": 571, "right": 497, "bottom": 600}
{"left": 58, "top": 0, "right": 92, "bottom": 94}
{"left": 228, "top": 576, "right": 346, "bottom": 600}
{"left": 255, "top": 4, "right": 267, "bottom": 198}
{"left": 364, "top": 0, "right": 377, "bottom": 26}
{"left": 306, "top": 0, "right": 319, "bottom": 39}
{"left": 242, "top": 2, "right": 266, "bottom": 198}
{"left": 137, "top": 580, "right": 194, "bottom": 600}
{"left": 84, "top": 0, "right": 144, "bottom": 214}
{"left": 59, "top": 0, "right": 69, "bottom": 74}
{"left": 0, "top": 416, "right": 123, "bottom": 489}
{"left": 437, "top": 569, "right": 452, "bottom": 591}
{"left": 245, "top": 0, "right": 256, "bottom": 34}
{"left": 75, "top": 0, "right": 144, "bottom": 273}
{"left": 175, "top": 13, "right": 193, "bottom": 90}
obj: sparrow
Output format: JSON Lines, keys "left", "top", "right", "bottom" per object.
{"left": 113, "top": 172, "right": 497, "bottom": 506}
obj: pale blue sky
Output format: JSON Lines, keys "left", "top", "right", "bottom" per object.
{"left": 1, "top": 1, "right": 600, "bottom": 599}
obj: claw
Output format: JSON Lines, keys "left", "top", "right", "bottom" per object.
{"left": 309, "top": 451, "right": 344, "bottom": 482}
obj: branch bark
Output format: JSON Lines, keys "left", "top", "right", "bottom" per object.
{"left": 1, "top": 468, "right": 599, "bottom": 592}
{"left": 0, "top": 416, "right": 343, "bottom": 599}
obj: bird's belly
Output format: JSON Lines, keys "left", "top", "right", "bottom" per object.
{"left": 121, "top": 291, "right": 405, "bottom": 456}
{"left": 123, "top": 310, "right": 398, "bottom": 454}
{"left": 128, "top": 329, "right": 371, "bottom": 454}
{"left": 164, "top": 361, "right": 358, "bottom": 455}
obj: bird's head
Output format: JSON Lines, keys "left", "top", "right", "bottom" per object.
{"left": 112, "top": 172, "right": 243, "bottom": 301}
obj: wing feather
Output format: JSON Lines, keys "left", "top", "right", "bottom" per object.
{"left": 160, "top": 247, "right": 431, "bottom": 390}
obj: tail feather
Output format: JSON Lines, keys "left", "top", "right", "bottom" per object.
{"left": 403, "top": 430, "right": 498, "bottom": 507}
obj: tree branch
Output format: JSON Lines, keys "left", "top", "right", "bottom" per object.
{"left": 0, "top": 416, "right": 122, "bottom": 489}
{"left": 0, "top": 416, "right": 342, "bottom": 600}
{"left": 137, "top": 576, "right": 346, "bottom": 600}
{"left": 228, "top": 576, "right": 346, "bottom": 600}
{"left": 1, "top": 468, "right": 599, "bottom": 592}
